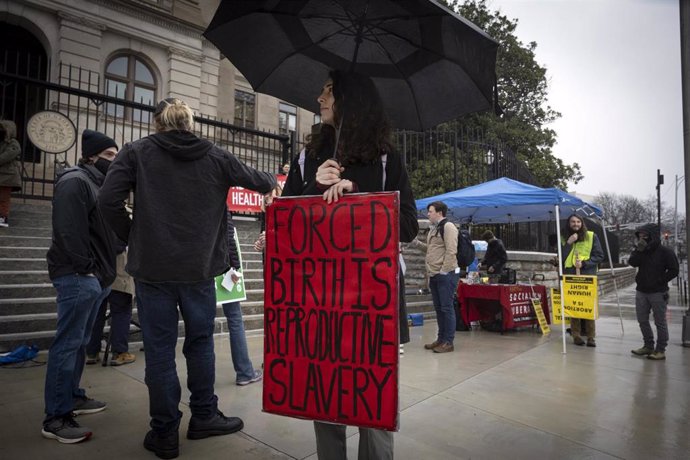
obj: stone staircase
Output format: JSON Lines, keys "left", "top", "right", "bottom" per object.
{"left": 0, "top": 202, "right": 434, "bottom": 351}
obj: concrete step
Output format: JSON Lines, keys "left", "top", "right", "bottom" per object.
{"left": 0, "top": 235, "right": 51, "bottom": 247}
{"left": 0, "top": 246, "right": 49, "bottom": 258}
{"left": 0, "top": 283, "right": 55, "bottom": 298}
{"left": 0, "top": 270, "right": 50, "bottom": 284}
{"left": 0, "top": 226, "right": 52, "bottom": 237}
{"left": 0, "top": 297, "right": 57, "bottom": 316}
{"left": 0, "top": 258, "right": 48, "bottom": 270}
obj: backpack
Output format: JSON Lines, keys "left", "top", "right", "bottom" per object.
{"left": 438, "top": 221, "right": 476, "bottom": 268}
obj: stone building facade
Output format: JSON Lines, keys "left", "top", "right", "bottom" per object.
{"left": 1, "top": 0, "right": 315, "bottom": 194}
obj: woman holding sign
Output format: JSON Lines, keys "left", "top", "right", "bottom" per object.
{"left": 282, "top": 70, "right": 418, "bottom": 460}
{"left": 561, "top": 214, "right": 604, "bottom": 347}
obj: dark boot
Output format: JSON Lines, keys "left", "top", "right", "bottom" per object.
{"left": 144, "top": 430, "right": 179, "bottom": 459}
{"left": 187, "top": 410, "right": 243, "bottom": 440}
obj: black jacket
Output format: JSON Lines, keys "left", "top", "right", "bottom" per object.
{"left": 282, "top": 149, "right": 419, "bottom": 242}
{"left": 282, "top": 148, "right": 418, "bottom": 344}
{"left": 483, "top": 239, "right": 507, "bottom": 273}
{"left": 98, "top": 130, "right": 276, "bottom": 283}
{"left": 628, "top": 223, "right": 679, "bottom": 293}
{"left": 47, "top": 164, "right": 117, "bottom": 288}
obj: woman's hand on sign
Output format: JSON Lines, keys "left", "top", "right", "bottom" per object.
{"left": 323, "top": 179, "right": 353, "bottom": 204}
{"left": 316, "top": 159, "right": 344, "bottom": 187}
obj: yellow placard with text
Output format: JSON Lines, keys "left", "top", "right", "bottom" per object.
{"left": 531, "top": 298, "right": 550, "bottom": 335}
{"left": 550, "top": 289, "right": 570, "bottom": 325}
{"left": 562, "top": 275, "right": 599, "bottom": 320}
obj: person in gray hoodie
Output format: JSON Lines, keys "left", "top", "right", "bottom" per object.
{"left": 628, "top": 223, "right": 679, "bottom": 361}
{"left": 98, "top": 97, "right": 275, "bottom": 459}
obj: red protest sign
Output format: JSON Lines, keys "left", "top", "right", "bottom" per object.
{"left": 262, "top": 192, "right": 400, "bottom": 431}
{"left": 227, "top": 174, "right": 287, "bottom": 212}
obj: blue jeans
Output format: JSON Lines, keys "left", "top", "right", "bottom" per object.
{"left": 635, "top": 291, "right": 669, "bottom": 352}
{"left": 135, "top": 279, "right": 218, "bottom": 434}
{"left": 222, "top": 302, "right": 256, "bottom": 382}
{"left": 44, "top": 274, "right": 110, "bottom": 420}
{"left": 430, "top": 272, "right": 459, "bottom": 344}
{"left": 86, "top": 290, "right": 134, "bottom": 355}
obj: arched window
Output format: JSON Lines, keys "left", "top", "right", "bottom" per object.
{"left": 105, "top": 54, "right": 156, "bottom": 122}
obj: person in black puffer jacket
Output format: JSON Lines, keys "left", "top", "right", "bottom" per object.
{"left": 628, "top": 223, "right": 679, "bottom": 361}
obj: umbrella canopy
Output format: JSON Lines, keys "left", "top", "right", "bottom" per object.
{"left": 204, "top": 0, "right": 499, "bottom": 131}
{"left": 415, "top": 177, "right": 603, "bottom": 224}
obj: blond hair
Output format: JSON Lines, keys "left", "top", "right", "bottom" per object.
{"left": 153, "top": 97, "right": 195, "bottom": 132}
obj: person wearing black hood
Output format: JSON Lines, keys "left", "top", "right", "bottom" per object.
{"left": 98, "top": 97, "right": 276, "bottom": 459}
{"left": 42, "top": 129, "right": 118, "bottom": 444}
{"left": 629, "top": 223, "right": 679, "bottom": 361}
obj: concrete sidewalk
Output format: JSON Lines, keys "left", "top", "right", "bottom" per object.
{"left": 1, "top": 283, "right": 689, "bottom": 459}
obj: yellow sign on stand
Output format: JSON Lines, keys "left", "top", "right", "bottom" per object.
{"left": 550, "top": 289, "right": 570, "bottom": 326}
{"left": 530, "top": 298, "right": 550, "bottom": 335}
{"left": 562, "top": 275, "right": 598, "bottom": 320}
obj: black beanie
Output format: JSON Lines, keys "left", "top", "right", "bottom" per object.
{"left": 81, "top": 129, "right": 118, "bottom": 158}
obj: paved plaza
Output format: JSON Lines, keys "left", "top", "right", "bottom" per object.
{"left": 1, "top": 283, "right": 689, "bottom": 459}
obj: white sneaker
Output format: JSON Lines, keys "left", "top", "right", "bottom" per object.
{"left": 399, "top": 344, "right": 404, "bottom": 356}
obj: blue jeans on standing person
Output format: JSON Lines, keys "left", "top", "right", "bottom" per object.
{"left": 86, "top": 290, "right": 134, "bottom": 356}
{"left": 44, "top": 274, "right": 110, "bottom": 421}
{"left": 429, "top": 272, "right": 459, "bottom": 345}
{"left": 135, "top": 279, "right": 219, "bottom": 434}
{"left": 635, "top": 290, "right": 670, "bottom": 352}
{"left": 221, "top": 302, "right": 256, "bottom": 383}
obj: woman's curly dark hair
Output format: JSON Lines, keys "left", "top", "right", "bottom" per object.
{"left": 306, "top": 70, "right": 392, "bottom": 166}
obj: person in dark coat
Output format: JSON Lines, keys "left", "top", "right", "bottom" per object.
{"left": 0, "top": 120, "right": 22, "bottom": 227}
{"left": 98, "top": 97, "right": 276, "bottom": 459}
{"left": 629, "top": 223, "right": 679, "bottom": 360}
{"left": 42, "top": 129, "right": 118, "bottom": 444}
{"left": 480, "top": 230, "right": 507, "bottom": 282}
{"left": 282, "top": 70, "right": 419, "bottom": 460}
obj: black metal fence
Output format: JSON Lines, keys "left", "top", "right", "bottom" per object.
{"left": 2, "top": 55, "right": 558, "bottom": 251}
{"left": 1, "top": 59, "right": 291, "bottom": 201}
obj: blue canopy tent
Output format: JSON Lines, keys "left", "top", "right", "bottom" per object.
{"left": 415, "top": 177, "right": 621, "bottom": 353}
{"left": 415, "top": 177, "right": 603, "bottom": 224}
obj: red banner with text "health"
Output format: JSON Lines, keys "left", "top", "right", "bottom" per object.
{"left": 226, "top": 174, "right": 286, "bottom": 213}
{"left": 263, "top": 192, "right": 400, "bottom": 431}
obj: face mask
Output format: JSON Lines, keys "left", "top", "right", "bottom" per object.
{"left": 635, "top": 237, "right": 648, "bottom": 251}
{"left": 94, "top": 157, "right": 112, "bottom": 175}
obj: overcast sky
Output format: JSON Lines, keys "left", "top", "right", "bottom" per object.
{"left": 488, "top": 0, "right": 686, "bottom": 213}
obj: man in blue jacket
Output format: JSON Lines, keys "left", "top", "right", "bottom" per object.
{"left": 629, "top": 223, "right": 679, "bottom": 361}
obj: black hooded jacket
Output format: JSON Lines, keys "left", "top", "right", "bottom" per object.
{"left": 47, "top": 164, "right": 117, "bottom": 288}
{"left": 98, "top": 130, "right": 276, "bottom": 283}
{"left": 628, "top": 223, "right": 679, "bottom": 293}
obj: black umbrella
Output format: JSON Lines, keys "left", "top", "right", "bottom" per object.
{"left": 204, "top": 0, "right": 498, "bottom": 131}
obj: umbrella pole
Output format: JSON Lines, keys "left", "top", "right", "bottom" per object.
{"left": 555, "top": 205, "right": 566, "bottom": 354}
{"left": 332, "top": 116, "right": 344, "bottom": 159}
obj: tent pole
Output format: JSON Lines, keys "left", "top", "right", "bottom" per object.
{"left": 555, "top": 205, "right": 566, "bottom": 354}
{"left": 599, "top": 217, "right": 624, "bottom": 336}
